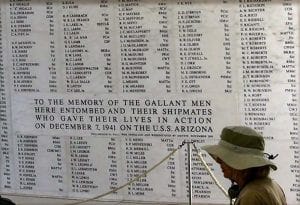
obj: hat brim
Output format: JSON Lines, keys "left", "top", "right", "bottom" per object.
{"left": 202, "top": 144, "right": 277, "bottom": 170}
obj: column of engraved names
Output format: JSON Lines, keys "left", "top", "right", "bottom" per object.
{"left": 46, "top": 136, "right": 64, "bottom": 193}
{"left": 125, "top": 136, "right": 153, "bottom": 197}
{"left": 155, "top": 1, "right": 171, "bottom": 93}
{"left": 16, "top": 135, "right": 38, "bottom": 191}
{"left": 239, "top": 1, "right": 275, "bottom": 132}
{"left": 62, "top": 1, "right": 99, "bottom": 93}
{"left": 219, "top": 3, "right": 233, "bottom": 94}
{"left": 176, "top": 1, "right": 208, "bottom": 93}
{"left": 46, "top": 0, "right": 58, "bottom": 92}
{"left": 96, "top": 0, "right": 113, "bottom": 93}
{"left": 161, "top": 137, "right": 177, "bottom": 197}
{"left": 118, "top": 0, "right": 150, "bottom": 93}
{"left": 0, "top": 5, "right": 12, "bottom": 190}
{"left": 191, "top": 152, "right": 213, "bottom": 199}
{"left": 107, "top": 137, "right": 118, "bottom": 194}
{"left": 69, "top": 136, "right": 98, "bottom": 193}
{"left": 281, "top": 1, "right": 299, "bottom": 200}
{"left": 9, "top": 0, "right": 39, "bottom": 92}
{"left": 181, "top": 143, "right": 212, "bottom": 200}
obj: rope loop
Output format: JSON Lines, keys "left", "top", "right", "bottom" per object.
{"left": 65, "top": 146, "right": 182, "bottom": 205}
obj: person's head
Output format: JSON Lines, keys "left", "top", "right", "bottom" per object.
{"left": 214, "top": 155, "right": 271, "bottom": 186}
{"left": 202, "top": 126, "right": 277, "bottom": 186}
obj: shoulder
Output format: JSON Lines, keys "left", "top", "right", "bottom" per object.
{"left": 236, "top": 183, "right": 264, "bottom": 204}
{"left": 235, "top": 178, "right": 286, "bottom": 205}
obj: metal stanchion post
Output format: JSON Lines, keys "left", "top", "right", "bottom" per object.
{"left": 187, "top": 141, "right": 192, "bottom": 205}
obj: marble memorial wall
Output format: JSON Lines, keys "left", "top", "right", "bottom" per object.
{"left": 0, "top": 0, "right": 299, "bottom": 204}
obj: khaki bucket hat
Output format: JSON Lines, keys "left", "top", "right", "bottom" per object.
{"left": 202, "top": 126, "right": 277, "bottom": 170}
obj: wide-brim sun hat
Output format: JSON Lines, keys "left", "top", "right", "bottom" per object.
{"left": 201, "top": 126, "right": 277, "bottom": 170}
